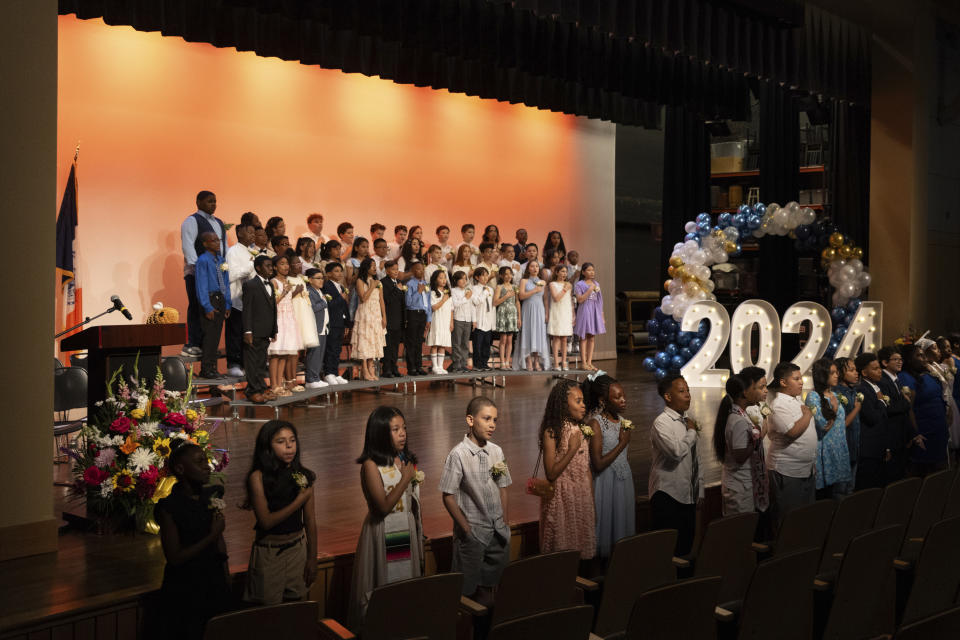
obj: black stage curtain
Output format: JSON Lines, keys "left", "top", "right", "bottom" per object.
{"left": 757, "top": 81, "right": 800, "bottom": 317}
{"left": 660, "top": 105, "right": 710, "bottom": 284}
{"left": 58, "top": 0, "right": 868, "bottom": 125}
{"left": 829, "top": 102, "right": 871, "bottom": 259}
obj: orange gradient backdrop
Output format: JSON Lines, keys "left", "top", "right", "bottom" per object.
{"left": 57, "top": 16, "right": 616, "bottom": 356}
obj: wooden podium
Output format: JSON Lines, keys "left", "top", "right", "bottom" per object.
{"left": 61, "top": 324, "right": 187, "bottom": 415}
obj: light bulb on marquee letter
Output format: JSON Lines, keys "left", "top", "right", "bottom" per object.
{"left": 836, "top": 302, "right": 883, "bottom": 358}
{"left": 680, "top": 301, "right": 731, "bottom": 388}
{"left": 782, "top": 301, "right": 831, "bottom": 388}
{"left": 729, "top": 299, "right": 781, "bottom": 380}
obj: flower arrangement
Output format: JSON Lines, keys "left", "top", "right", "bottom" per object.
{"left": 620, "top": 418, "right": 635, "bottom": 431}
{"left": 490, "top": 461, "right": 508, "bottom": 480}
{"left": 579, "top": 424, "right": 594, "bottom": 437}
{"left": 64, "top": 364, "right": 229, "bottom": 533}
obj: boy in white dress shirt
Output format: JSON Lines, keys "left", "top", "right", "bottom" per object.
{"left": 457, "top": 224, "right": 479, "bottom": 266}
{"left": 649, "top": 374, "right": 702, "bottom": 555}
{"left": 387, "top": 225, "right": 408, "bottom": 260}
{"left": 225, "top": 222, "right": 258, "bottom": 376}
{"left": 437, "top": 225, "right": 456, "bottom": 269}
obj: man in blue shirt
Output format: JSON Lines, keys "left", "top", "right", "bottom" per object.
{"left": 195, "top": 232, "right": 231, "bottom": 378}
{"left": 180, "top": 190, "right": 227, "bottom": 356}
{"left": 403, "top": 261, "right": 432, "bottom": 376}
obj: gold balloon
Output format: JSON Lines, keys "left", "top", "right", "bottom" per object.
{"left": 664, "top": 279, "right": 673, "bottom": 292}
{"left": 724, "top": 241, "right": 736, "bottom": 253}
{"left": 712, "top": 229, "right": 725, "bottom": 238}
{"left": 667, "top": 266, "right": 676, "bottom": 277}
{"left": 669, "top": 256, "right": 684, "bottom": 268}
{"left": 821, "top": 247, "right": 837, "bottom": 262}
{"left": 829, "top": 232, "right": 845, "bottom": 248}
{"left": 675, "top": 265, "right": 687, "bottom": 278}
{"left": 838, "top": 244, "right": 854, "bottom": 259}
{"left": 853, "top": 247, "right": 863, "bottom": 260}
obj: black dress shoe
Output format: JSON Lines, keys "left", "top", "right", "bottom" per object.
{"left": 414, "top": 369, "right": 429, "bottom": 376}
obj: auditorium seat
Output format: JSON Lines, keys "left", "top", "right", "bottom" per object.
{"left": 754, "top": 499, "right": 836, "bottom": 558}
{"left": 343, "top": 573, "right": 463, "bottom": 640}
{"left": 874, "top": 477, "right": 922, "bottom": 529}
{"left": 819, "top": 525, "right": 903, "bottom": 639}
{"left": 818, "top": 488, "right": 882, "bottom": 580}
{"left": 487, "top": 604, "right": 595, "bottom": 640}
{"left": 723, "top": 547, "right": 820, "bottom": 640}
{"left": 678, "top": 512, "right": 758, "bottom": 608}
{"left": 899, "top": 469, "right": 955, "bottom": 560}
{"left": 893, "top": 605, "right": 960, "bottom": 640}
{"left": 941, "top": 470, "right": 960, "bottom": 518}
{"left": 591, "top": 530, "right": 678, "bottom": 639}
{"left": 461, "top": 550, "right": 583, "bottom": 628}
{"left": 624, "top": 576, "right": 721, "bottom": 640}
{"left": 204, "top": 601, "right": 318, "bottom": 640}
{"left": 897, "top": 516, "right": 960, "bottom": 626}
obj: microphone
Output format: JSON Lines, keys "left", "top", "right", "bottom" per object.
{"left": 111, "top": 295, "right": 134, "bottom": 321}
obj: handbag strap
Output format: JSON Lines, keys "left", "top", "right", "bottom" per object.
{"left": 532, "top": 449, "right": 543, "bottom": 478}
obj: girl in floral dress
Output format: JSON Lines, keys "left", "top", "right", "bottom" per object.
{"left": 493, "top": 266, "right": 519, "bottom": 370}
{"left": 268, "top": 255, "right": 304, "bottom": 396}
{"left": 351, "top": 258, "right": 387, "bottom": 381}
{"left": 538, "top": 379, "right": 595, "bottom": 561}
{"left": 806, "top": 358, "right": 851, "bottom": 498}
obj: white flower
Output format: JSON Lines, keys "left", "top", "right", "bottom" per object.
{"left": 95, "top": 400, "right": 104, "bottom": 407}
{"left": 170, "top": 432, "right": 190, "bottom": 440}
{"left": 164, "top": 390, "right": 182, "bottom": 399}
{"left": 113, "top": 435, "right": 126, "bottom": 446}
{"left": 138, "top": 421, "right": 160, "bottom": 437}
{"left": 129, "top": 447, "right": 158, "bottom": 473}
{"left": 293, "top": 472, "right": 308, "bottom": 488}
{"left": 99, "top": 482, "right": 114, "bottom": 498}
{"left": 208, "top": 497, "right": 226, "bottom": 513}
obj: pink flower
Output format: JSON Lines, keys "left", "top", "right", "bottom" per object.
{"left": 214, "top": 452, "right": 230, "bottom": 472}
{"left": 110, "top": 416, "right": 132, "bottom": 434}
{"left": 138, "top": 465, "right": 159, "bottom": 485}
{"left": 83, "top": 466, "right": 110, "bottom": 486}
{"left": 151, "top": 398, "right": 168, "bottom": 414}
{"left": 94, "top": 448, "right": 116, "bottom": 468}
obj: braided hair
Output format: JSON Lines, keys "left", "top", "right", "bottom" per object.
{"left": 539, "top": 378, "right": 581, "bottom": 447}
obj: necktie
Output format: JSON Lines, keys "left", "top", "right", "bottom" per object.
{"left": 683, "top": 414, "right": 700, "bottom": 502}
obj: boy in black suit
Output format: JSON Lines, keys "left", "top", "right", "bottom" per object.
{"left": 322, "top": 262, "right": 350, "bottom": 385}
{"left": 854, "top": 352, "right": 890, "bottom": 489}
{"left": 242, "top": 255, "right": 278, "bottom": 403}
{"left": 878, "top": 346, "right": 917, "bottom": 483}
{"left": 380, "top": 260, "right": 406, "bottom": 377}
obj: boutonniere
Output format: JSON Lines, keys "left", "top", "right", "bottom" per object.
{"left": 901, "top": 386, "right": 912, "bottom": 399}
{"left": 412, "top": 467, "right": 425, "bottom": 487}
{"left": 760, "top": 403, "right": 772, "bottom": 417}
{"left": 536, "top": 280, "right": 546, "bottom": 286}
{"left": 249, "top": 248, "right": 260, "bottom": 257}
{"left": 855, "top": 392, "right": 864, "bottom": 402}
{"left": 219, "top": 263, "right": 229, "bottom": 272}
{"left": 301, "top": 275, "right": 309, "bottom": 283}
{"left": 620, "top": 418, "right": 634, "bottom": 431}
{"left": 438, "top": 265, "right": 446, "bottom": 271}
{"left": 579, "top": 424, "right": 594, "bottom": 437}
{"left": 810, "top": 404, "right": 819, "bottom": 414}
{"left": 208, "top": 497, "right": 226, "bottom": 514}
{"left": 490, "top": 461, "right": 508, "bottom": 480}
{"left": 376, "top": 281, "right": 382, "bottom": 288}
{"left": 881, "top": 394, "right": 891, "bottom": 406}
{"left": 749, "top": 412, "right": 762, "bottom": 427}
{"left": 839, "top": 394, "right": 848, "bottom": 406}
{"left": 292, "top": 472, "right": 308, "bottom": 488}
{"left": 688, "top": 418, "right": 701, "bottom": 432}
{"left": 399, "top": 284, "right": 408, "bottom": 291}
{"left": 324, "top": 293, "right": 332, "bottom": 301}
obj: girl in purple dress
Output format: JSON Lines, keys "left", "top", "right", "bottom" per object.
{"left": 574, "top": 263, "right": 605, "bottom": 371}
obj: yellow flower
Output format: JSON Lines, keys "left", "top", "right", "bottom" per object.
{"left": 112, "top": 469, "right": 135, "bottom": 493}
{"left": 192, "top": 430, "right": 209, "bottom": 443}
{"left": 130, "top": 408, "right": 145, "bottom": 420}
{"left": 620, "top": 418, "right": 634, "bottom": 431}
{"left": 185, "top": 409, "right": 198, "bottom": 422}
{"left": 579, "top": 424, "right": 594, "bottom": 437}
{"left": 153, "top": 437, "right": 172, "bottom": 458}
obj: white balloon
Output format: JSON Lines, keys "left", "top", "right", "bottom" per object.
{"left": 840, "top": 265, "right": 857, "bottom": 282}
{"left": 841, "top": 282, "right": 858, "bottom": 298}
{"left": 800, "top": 207, "right": 817, "bottom": 225}
{"left": 723, "top": 226, "right": 739, "bottom": 241}
{"left": 661, "top": 295, "right": 675, "bottom": 314}
{"left": 685, "top": 221, "right": 697, "bottom": 233}
{"left": 857, "top": 272, "right": 872, "bottom": 287}
{"left": 848, "top": 259, "right": 863, "bottom": 273}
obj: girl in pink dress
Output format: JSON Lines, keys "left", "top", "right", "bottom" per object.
{"left": 539, "top": 378, "right": 596, "bottom": 560}
{"left": 268, "top": 255, "right": 304, "bottom": 396}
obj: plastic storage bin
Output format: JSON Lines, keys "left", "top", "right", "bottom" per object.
{"left": 710, "top": 141, "right": 747, "bottom": 173}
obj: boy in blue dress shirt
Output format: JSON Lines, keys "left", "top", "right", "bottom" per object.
{"left": 404, "top": 261, "right": 432, "bottom": 375}
{"left": 195, "top": 232, "right": 231, "bottom": 378}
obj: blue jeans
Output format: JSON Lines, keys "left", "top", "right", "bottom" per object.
{"left": 184, "top": 274, "right": 202, "bottom": 348}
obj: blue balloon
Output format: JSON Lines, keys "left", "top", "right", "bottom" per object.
{"left": 696, "top": 212, "right": 712, "bottom": 225}
{"left": 737, "top": 204, "right": 751, "bottom": 216}
{"left": 663, "top": 318, "right": 677, "bottom": 332}
{"left": 747, "top": 215, "right": 762, "bottom": 230}
{"left": 754, "top": 203, "right": 767, "bottom": 216}
{"left": 831, "top": 307, "right": 847, "bottom": 323}
{"left": 670, "top": 355, "right": 685, "bottom": 371}
{"left": 654, "top": 368, "right": 668, "bottom": 381}
{"left": 833, "top": 326, "right": 847, "bottom": 340}
{"left": 696, "top": 222, "right": 711, "bottom": 235}
{"left": 677, "top": 331, "right": 692, "bottom": 346}
{"left": 731, "top": 213, "right": 745, "bottom": 228}
{"left": 680, "top": 347, "right": 693, "bottom": 360}
{"left": 647, "top": 319, "right": 660, "bottom": 333}
{"left": 828, "top": 339, "right": 841, "bottom": 352}
{"left": 717, "top": 212, "right": 732, "bottom": 227}
{"left": 642, "top": 356, "right": 656, "bottom": 372}
{"left": 648, "top": 333, "right": 659, "bottom": 345}
{"left": 654, "top": 351, "right": 670, "bottom": 368}
{"left": 689, "top": 337, "right": 704, "bottom": 352}
{"left": 655, "top": 307, "right": 667, "bottom": 321}
{"left": 698, "top": 320, "right": 710, "bottom": 338}
{"left": 795, "top": 225, "right": 811, "bottom": 240}
{"left": 684, "top": 232, "right": 698, "bottom": 243}
{"left": 666, "top": 343, "right": 679, "bottom": 356}
{"left": 734, "top": 243, "right": 742, "bottom": 254}
{"left": 846, "top": 299, "right": 862, "bottom": 314}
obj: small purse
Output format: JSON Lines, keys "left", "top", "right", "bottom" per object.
{"left": 525, "top": 450, "right": 555, "bottom": 499}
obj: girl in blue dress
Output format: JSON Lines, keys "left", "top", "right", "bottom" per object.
{"left": 806, "top": 358, "right": 851, "bottom": 497}
{"left": 513, "top": 260, "right": 550, "bottom": 371}
{"left": 901, "top": 343, "right": 949, "bottom": 475}
{"left": 832, "top": 357, "right": 863, "bottom": 497}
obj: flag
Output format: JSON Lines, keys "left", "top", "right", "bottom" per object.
{"left": 56, "top": 161, "right": 83, "bottom": 342}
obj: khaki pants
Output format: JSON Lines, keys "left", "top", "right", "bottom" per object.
{"left": 243, "top": 533, "right": 307, "bottom": 605}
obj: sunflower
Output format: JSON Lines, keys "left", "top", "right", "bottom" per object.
{"left": 153, "top": 437, "right": 172, "bottom": 458}
{"left": 112, "top": 469, "right": 136, "bottom": 493}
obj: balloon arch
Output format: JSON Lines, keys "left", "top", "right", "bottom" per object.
{"left": 643, "top": 202, "right": 873, "bottom": 381}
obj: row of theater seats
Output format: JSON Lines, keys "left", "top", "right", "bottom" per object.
{"left": 198, "top": 468, "right": 960, "bottom": 639}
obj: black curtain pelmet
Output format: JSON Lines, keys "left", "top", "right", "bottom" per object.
{"left": 757, "top": 81, "right": 800, "bottom": 318}
{"left": 660, "top": 105, "right": 710, "bottom": 284}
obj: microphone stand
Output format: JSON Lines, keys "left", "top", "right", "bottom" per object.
{"left": 54, "top": 305, "right": 120, "bottom": 339}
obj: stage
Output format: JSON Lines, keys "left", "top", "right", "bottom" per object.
{"left": 3, "top": 354, "right": 728, "bottom": 634}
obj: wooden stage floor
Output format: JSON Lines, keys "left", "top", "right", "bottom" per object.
{"left": 3, "top": 354, "right": 729, "bottom": 632}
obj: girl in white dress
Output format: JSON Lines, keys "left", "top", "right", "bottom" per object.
{"left": 426, "top": 270, "right": 453, "bottom": 374}
{"left": 547, "top": 265, "right": 573, "bottom": 370}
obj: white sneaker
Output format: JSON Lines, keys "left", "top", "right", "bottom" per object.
{"left": 324, "top": 374, "right": 338, "bottom": 385}
{"left": 335, "top": 376, "right": 348, "bottom": 384}
{"left": 306, "top": 381, "right": 328, "bottom": 389}
{"left": 439, "top": 367, "right": 449, "bottom": 374}
{"left": 227, "top": 366, "right": 244, "bottom": 377}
